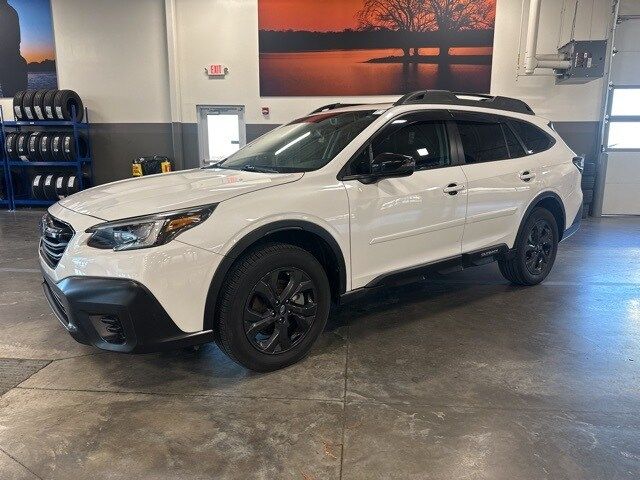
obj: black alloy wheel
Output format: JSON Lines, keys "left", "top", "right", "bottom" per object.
{"left": 215, "top": 242, "right": 330, "bottom": 372}
{"left": 244, "top": 267, "right": 317, "bottom": 354}
{"left": 524, "top": 218, "right": 554, "bottom": 276}
{"left": 498, "top": 207, "right": 559, "bottom": 286}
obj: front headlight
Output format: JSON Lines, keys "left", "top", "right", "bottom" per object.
{"left": 86, "top": 204, "right": 217, "bottom": 251}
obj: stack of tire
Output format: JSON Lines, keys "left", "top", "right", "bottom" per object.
{"left": 31, "top": 173, "right": 88, "bottom": 201}
{"left": 13, "top": 89, "right": 84, "bottom": 122}
{"left": 4, "top": 131, "right": 89, "bottom": 163}
{"left": 581, "top": 160, "right": 596, "bottom": 218}
{"left": 4, "top": 89, "right": 89, "bottom": 202}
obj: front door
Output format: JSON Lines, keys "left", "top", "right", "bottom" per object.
{"left": 343, "top": 112, "right": 468, "bottom": 289}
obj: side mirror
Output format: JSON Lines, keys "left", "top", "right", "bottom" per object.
{"left": 361, "top": 153, "right": 415, "bottom": 183}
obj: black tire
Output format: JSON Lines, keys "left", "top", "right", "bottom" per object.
{"left": 42, "top": 174, "right": 58, "bottom": 200}
{"left": 15, "top": 133, "right": 30, "bottom": 161}
{"left": 27, "top": 132, "right": 43, "bottom": 162}
{"left": 53, "top": 90, "right": 84, "bottom": 122}
{"left": 31, "top": 175, "right": 45, "bottom": 200}
{"left": 22, "top": 90, "right": 37, "bottom": 120}
{"left": 62, "top": 133, "right": 88, "bottom": 161}
{"left": 66, "top": 175, "right": 79, "bottom": 195}
{"left": 215, "top": 243, "right": 331, "bottom": 372}
{"left": 32, "top": 90, "right": 48, "bottom": 120}
{"left": 583, "top": 162, "right": 596, "bottom": 176}
{"left": 50, "top": 134, "right": 64, "bottom": 161}
{"left": 39, "top": 132, "right": 54, "bottom": 161}
{"left": 13, "top": 91, "right": 26, "bottom": 120}
{"left": 498, "top": 208, "right": 559, "bottom": 286}
{"left": 55, "top": 175, "right": 68, "bottom": 199}
{"left": 4, "top": 132, "right": 18, "bottom": 161}
{"left": 43, "top": 89, "right": 58, "bottom": 120}
{"left": 581, "top": 175, "right": 595, "bottom": 189}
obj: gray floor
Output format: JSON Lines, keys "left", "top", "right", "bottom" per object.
{"left": 0, "top": 210, "right": 639, "bottom": 480}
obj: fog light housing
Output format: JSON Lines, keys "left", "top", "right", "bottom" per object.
{"left": 90, "top": 315, "right": 126, "bottom": 345}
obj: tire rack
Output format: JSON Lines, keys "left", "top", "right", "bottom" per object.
{"left": 0, "top": 105, "right": 93, "bottom": 209}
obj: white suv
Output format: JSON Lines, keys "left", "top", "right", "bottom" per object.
{"left": 40, "top": 91, "right": 583, "bottom": 371}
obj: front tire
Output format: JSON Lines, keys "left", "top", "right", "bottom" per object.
{"left": 498, "top": 208, "right": 559, "bottom": 286}
{"left": 215, "top": 243, "right": 330, "bottom": 372}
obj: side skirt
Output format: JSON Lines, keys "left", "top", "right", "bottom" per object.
{"left": 339, "top": 244, "right": 510, "bottom": 305}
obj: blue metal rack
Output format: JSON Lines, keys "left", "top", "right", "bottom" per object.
{"left": 0, "top": 105, "right": 93, "bottom": 210}
{"left": 0, "top": 123, "right": 12, "bottom": 209}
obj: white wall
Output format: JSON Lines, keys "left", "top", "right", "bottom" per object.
{"left": 1, "top": 0, "right": 171, "bottom": 123}
{"left": 1, "top": 0, "right": 614, "bottom": 125}
{"left": 175, "top": 0, "right": 614, "bottom": 125}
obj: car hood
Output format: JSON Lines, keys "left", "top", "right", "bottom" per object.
{"left": 59, "top": 168, "right": 304, "bottom": 221}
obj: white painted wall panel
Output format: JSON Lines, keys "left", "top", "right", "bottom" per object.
{"left": 1, "top": 0, "right": 171, "bottom": 123}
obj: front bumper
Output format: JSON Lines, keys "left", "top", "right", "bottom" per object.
{"left": 42, "top": 274, "right": 215, "bottom": 353}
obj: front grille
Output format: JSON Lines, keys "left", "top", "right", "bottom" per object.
{"left": 40, "top": 214, "right": 74, "bottom": 268}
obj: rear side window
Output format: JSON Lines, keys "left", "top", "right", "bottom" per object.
{"left": 457, "top": 121, "right": 510, "bottom": 163}
{"left": 510, "top": 120, "right": 554, "bottom": 154}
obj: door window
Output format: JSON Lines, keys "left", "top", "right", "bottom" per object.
{"left": 349, "top": 120, "right": 451, "bottom": 175}
{"left": 457, "top": 121, "right": 510, "bottom": 163}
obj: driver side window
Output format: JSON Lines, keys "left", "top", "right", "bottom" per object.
{"left": 348, "top": 119, "right": 451, "bottom": 176}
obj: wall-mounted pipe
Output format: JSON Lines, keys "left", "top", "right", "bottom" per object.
{"left": 524, "top": 0, "right": 572, "bottom": 74}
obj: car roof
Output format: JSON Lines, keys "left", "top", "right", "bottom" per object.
{"left": 309, "top": 101, "right": 550, "bottom": 127}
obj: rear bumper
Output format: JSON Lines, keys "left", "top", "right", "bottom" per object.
{"left": 42, "top": 274, "right": 214, "bottom": 353}
{"left": 561, "top": 203, "right": 583, "bottom": 242}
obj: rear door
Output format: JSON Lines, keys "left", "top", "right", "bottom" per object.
{"left": 452, "top": 112, "right": 542, "bottom": 252}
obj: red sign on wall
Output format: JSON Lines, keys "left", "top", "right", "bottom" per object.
{"left": 207, "top": 64, "right": 228, "bottom": 77}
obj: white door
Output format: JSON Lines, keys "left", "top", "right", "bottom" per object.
{"left": 343, "top": 113, "right": 468, "bottom": 289}
{"left": 454, "top": 113, "right": 550, "bottom": 252}
{"left": 599, "top": 2, "right": 640, "bottom": 215}
{"left": 197, "top": 105, "right": 246, "bottom": 167}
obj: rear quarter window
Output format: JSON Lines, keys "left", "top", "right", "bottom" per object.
{"left": 510, "top": 120, "right": 555, "bottom": 154}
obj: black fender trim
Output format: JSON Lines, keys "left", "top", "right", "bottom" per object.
{"left": 514, "top": 191, "right": 567, "bottom": 246}
{"left": 561, "top": 203, "right": 583, "bottom": 242}
{"left": 203, "top": 220, "right": 347, "bottom": 331}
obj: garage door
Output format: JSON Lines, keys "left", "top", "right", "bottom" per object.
{"left": 601, "top": 1, "right": 640, "bottom": 215}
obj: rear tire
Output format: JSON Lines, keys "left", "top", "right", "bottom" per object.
{"left": 215, "top": 243, "right": 330, "bottom": 372}
{"left": 498, "top": 208, "right": 559, "bottom": 286}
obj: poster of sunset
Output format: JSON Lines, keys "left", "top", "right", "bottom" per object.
{"left": 258, "top": 0, "right": 496, "bottom": 96}
{"left": 0, "top": 0, "right": 57, "bottom": 98}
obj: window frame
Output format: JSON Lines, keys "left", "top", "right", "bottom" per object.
{"left": 337, "top": 110, "right": 462, "bottom": 181}
{"left": 449, "top": 111, "right": 555, "bottom": 165}
{"left": 605, "top": 85, "right": 640, "bottom": 152}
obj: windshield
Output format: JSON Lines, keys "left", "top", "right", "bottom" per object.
{"left": 210, "top": 110, "right": 379, "bottom": 173}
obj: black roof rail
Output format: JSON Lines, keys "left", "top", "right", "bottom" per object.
{"left": 309, "top": 103, "right": 363, "bottom": 114}
{"left": 394, "top": 90, "right": 535, "bottom": 116}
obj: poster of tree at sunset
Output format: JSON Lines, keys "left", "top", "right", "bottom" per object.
{"left": 258, "top": 0, "right": 496, "bottom": 96}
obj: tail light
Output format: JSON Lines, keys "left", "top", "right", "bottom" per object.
{"left": 572, "top": 156, "right": 584, "bottom": 173}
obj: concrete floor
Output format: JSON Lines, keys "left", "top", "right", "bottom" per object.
{"left": 0, "top": 210, "right": 639, "bottom": 480}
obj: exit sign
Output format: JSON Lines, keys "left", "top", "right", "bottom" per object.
{"left": 206, "top": 64, "right": 228, "bottom": 77}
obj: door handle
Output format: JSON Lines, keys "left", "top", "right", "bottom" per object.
{"left": 443, "top": 183, "right": 465, "bottom": 195}
{"left": 519, "top": 171, "right": 536, "bottom": 182}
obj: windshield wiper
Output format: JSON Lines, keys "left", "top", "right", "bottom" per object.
{"left": 241, "top": 164, "right": 279, "bottom": 174}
